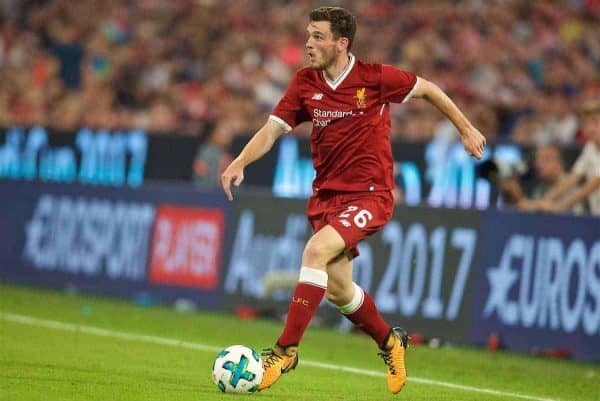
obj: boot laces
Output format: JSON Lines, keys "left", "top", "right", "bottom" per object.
{"left": 261, "top": 348, "right": 283, "bottom": 369}
{"left": 378, "top": 350, "right": 396, "bottom": 375}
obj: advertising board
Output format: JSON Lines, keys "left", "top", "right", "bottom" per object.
{"left": 0, "top": 181, "right": 229, "bottom": 307}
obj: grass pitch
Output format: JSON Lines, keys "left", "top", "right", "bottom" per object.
{"left": 0, "top": 284, "right": 597, "bottom": 401}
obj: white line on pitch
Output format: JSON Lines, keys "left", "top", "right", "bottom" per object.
{"left": 0, "top": 312, "right": 558, "bottom": 401}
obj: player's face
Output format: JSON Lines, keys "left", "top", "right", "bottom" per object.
{"left": 306, "top": 21, "right": 340, "bottom": 70}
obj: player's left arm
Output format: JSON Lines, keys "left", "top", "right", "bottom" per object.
{"left": 412, "top": 77, "right": 486, "bottom": 159}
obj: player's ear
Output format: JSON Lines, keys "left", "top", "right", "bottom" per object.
{"left": 337, "top": 37, "right": 349, "bottom": 52}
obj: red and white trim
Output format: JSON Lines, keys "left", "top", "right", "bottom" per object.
{"left": 322, "top": 53, "right": 356, "bottom": 91}
{"left": 402, "top": 76, "right": 421, "bottom": 103}
{"left": 268, "top": 114, "right": 293, "bottom": 133}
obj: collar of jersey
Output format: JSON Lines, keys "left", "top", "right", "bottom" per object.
{"left": 322, "top": 53, "right": 355, "bottom": 91}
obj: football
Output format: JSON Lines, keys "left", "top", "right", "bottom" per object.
{"left": 212, "top": 345, "right": 264, "bottom": 394}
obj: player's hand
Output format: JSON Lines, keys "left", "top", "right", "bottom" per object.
{"left": 221, "top": 158, "right": 245, "bottom": 201}
{"left": 459, "top": 126, "right": 486, "bottom": 160}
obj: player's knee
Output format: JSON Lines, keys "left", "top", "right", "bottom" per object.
{"left": 302, "top": 241, "right": 331, "bottom": 267}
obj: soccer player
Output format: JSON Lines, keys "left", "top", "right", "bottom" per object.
{"left": 221, "top": 6, "right": 486, "bottom": 394}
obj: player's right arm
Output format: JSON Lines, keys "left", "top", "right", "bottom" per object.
{"left": 222, "top": 71, "right": 307, "bottom": 200}
{"left": 221, "top": 119, "right": 285, "bottom": 201}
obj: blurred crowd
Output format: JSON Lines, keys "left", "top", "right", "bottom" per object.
{"left": 0, "top": 0, "right": 599, "bottom": 145}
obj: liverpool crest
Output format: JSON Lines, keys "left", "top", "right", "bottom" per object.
{"left": 354, "top": 88, "right": 367, "bottom": 108}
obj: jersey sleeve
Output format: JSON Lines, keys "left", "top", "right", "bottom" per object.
{"left": 379, "top": 64, "right": 418, "bottom": 104}
{"left": 269, "top": 73, "right": 310, "bottom": 133}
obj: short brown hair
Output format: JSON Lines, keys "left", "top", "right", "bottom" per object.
{"left": 309, "top": 7, "right": 357, "bottom": 50}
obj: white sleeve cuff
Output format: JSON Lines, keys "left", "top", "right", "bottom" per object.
{"left": 268, "top": 115, "right": 293, "bottom": 133}
{"left": 402, "top": 76, "right": 421, "bottom": 103}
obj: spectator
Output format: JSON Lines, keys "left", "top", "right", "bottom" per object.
{"left": 538, "top": 99, "right": 600, "bottom": 215}
{"left": 49, "top": 24, "right": 84, "bottom": 89}
{"left": 501, "top": 143, "right": 584, "bottom": 214}
{"left": 530, "top": 144, "right": 573, "bottom": 200}
{"left": 0, "top": 0, "right": 597, "bottom": 143}
{"left": 193, "top": 122, "right": 234, "bottom": 188}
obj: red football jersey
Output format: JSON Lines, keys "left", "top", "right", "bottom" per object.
{"left": 270, "top": 54, "right": 417, "bottom": 193}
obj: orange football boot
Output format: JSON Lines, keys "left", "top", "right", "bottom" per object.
{"left": 378, "top": 327, "right": 409, "bottom": 394}
{"left": 259, "top": 344, "right": 299, "bottom": 391}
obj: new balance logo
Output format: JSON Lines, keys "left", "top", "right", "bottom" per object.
{"left": 312, "top": 93, "right": 323, "bottom": 100}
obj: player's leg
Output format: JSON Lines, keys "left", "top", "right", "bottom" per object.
{"left": 278, "top": 225, "right": 345, "bottom": 346}
{"left": 325, "top": 253, "right": 392, "bottom": 348}
{"left": 323, "top": 252, "right": 354, "bottom": 306}
{"left": 326, "top": 253, "right": 408, "bottom": 394}
{"left": 260, "top": 225, "right": 345, "bottom": 391}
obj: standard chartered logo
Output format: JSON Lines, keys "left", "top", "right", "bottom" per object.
{"left": 312, "top": 108, "right": 353, "bottom": 118}
{"left": 483, "top": 234, "right": 600, "bottom": 335}
{"left": 312, "top": 108, "right": 353, "bottom": 127}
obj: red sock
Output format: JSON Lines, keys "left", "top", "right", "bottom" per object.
{"left": 341, "top": 284, "right": 391, "bottom": 349}
{"left": 278, "top": 267, "right": 327, "bottom": 347}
